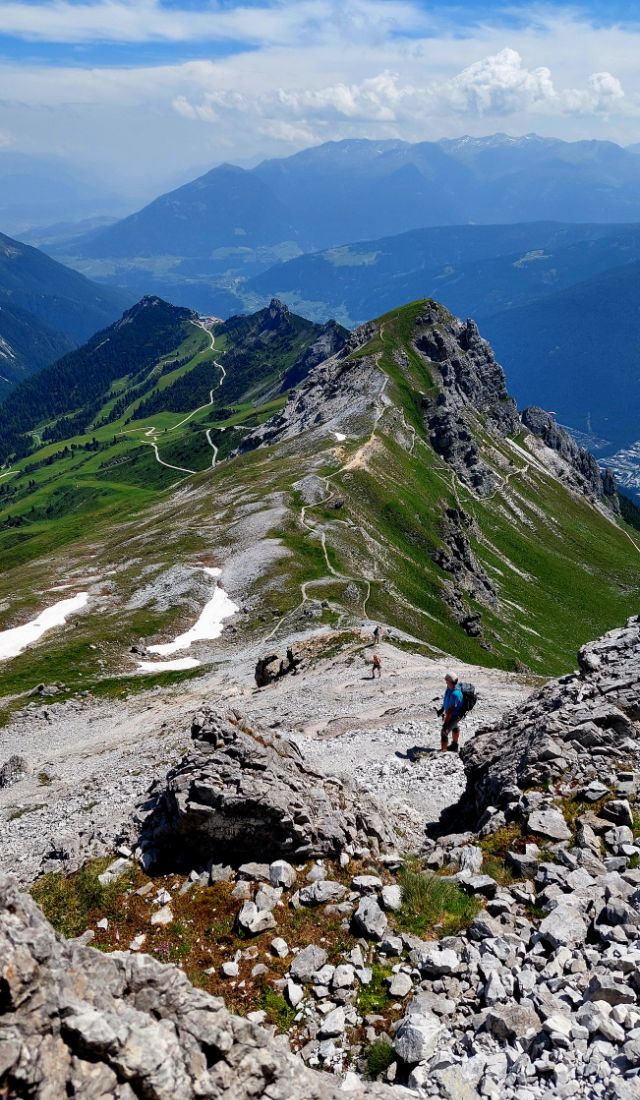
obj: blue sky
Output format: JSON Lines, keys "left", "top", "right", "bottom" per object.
{"left": 0, "top": 1, "right": 639, "bottom": 202}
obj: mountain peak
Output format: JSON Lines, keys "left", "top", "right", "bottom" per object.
{"left": 114, "top": 296, "right": 195, "bottom": 330}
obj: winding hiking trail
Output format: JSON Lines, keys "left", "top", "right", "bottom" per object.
{"left": 118, "top": 319, "right": 225, "bottom": 476}
{"left": 263, "top": 357, "right": 391, "bottom": 644}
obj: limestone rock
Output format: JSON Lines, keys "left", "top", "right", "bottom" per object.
{"left": 394, "top": 1002, "right": 444, "bottom": 1065}
{"left": 380, "top": 884, "right": 402, "bottom": 912}
{"left": 289, "top": 945, "right": 328, "bottom": 983}
{"left": 269, "top": 860, "right": 297, "bottom": 889}
{"left": 352, "top": 897, "right": 388, "bottom": 940}
{"left": 0, "top": 754, "right": 29, "bottom": 789}
{"left": 458, "top": 616, "right": 640, "bottom": 822}
{"left": 484, "top": 1003, "right": 542, "bottom": 1045}
{"left": 387, "top": 972, "right": 413, "bottom": 998}
{"left": 235, "top": 901, "right": 277, "bottom": 936}
{"left": 139, "top": 709, "right": 394, "bottom": 868}
{"left": 0, "top": 874, "right": 398, "bottom": 1099}
{"left": 539, "top": 903, "right": 587, "bottom": 949}
{"left": 98, "top": 857, "right": 132, "bottom": 886}
{"left": 527, "top": 809, "right": 571, "bottom": 842}
{"left": 299, "top": 880, "right": 347, "bottom": 906}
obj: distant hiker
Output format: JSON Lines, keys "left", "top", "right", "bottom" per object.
{"left": 372, "top": 624, "right": 384, "bottom": 645}
{"left": 372, "top": 653, "right": 382, "bottom": 679}
{"left": 286, "top": 646, "right": 302, "bottom": 675}
{"left": 438, "top": 674, "right": 477, "bottom": 752}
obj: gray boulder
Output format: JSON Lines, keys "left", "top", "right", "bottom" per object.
{"left": 235, "top": 901, "right": 277, "bottom": 936}
{"left": 289, "top": 945, "right": 328, "bottom": 983}
{"left": 484, "top": 1004, "right": 542, "bottom": 1045}
{"left": 527, "top": 809, "right": 571, "bottom": 842}
{"left": 352, "top": 897, "right": 388, "bottom": 940}
{"left": 139, "top": 709, "right": 394, "bottom": 868}
{"left": 459, "top": 616, "right": 640, "bottom": 822}
{"left": 539, "top": 903, "right": 587, "bottom": 949}
{"left": 394, "top": 1001, "right": 444, "bottom": 1065}
{"left": 298, "top": 880, "right": 347, "bottom": 906}
{"left": 0, "top": 754, "right": 29, "bottom": 789}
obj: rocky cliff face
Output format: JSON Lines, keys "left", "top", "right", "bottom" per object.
{"left": 280, "top": 320, "right": 348, "bottom": 391}
{"left": 459, "top": 615, "right": 640, "bottom": 823}
{"left": 412, "top": 305, "right": 518, "bottom": 497}
{"left": 521, "top": 405, "right": 618, "bottom": 507}
{"left": 238, "top": 327, "right": 384, "bottom": 450}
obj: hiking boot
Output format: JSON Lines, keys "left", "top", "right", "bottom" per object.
{"left": 448, "top": 742, "right": 459, "bottom": 753}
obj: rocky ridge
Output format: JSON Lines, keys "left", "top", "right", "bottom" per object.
{"left": 521, "top": 405, "right": 618, "bottom": 507}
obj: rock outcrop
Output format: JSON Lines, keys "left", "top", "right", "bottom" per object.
{"left": 415, "top": 308, "right": 520, "bottom": 438}
{"left": 417, "top": 305, "right": 520, "bottom": 497}
{"left": 0, "top": 754, "right": 29, "bottom": 789}
{"left": 254, "top": 643, "right": 306, "bottom": 686}
{"left": 238, "top": 333, "right": 384, "bottom": 451}
{"left": 138, "top": 710, "right": 395, "bottom": 870}
{"left": 0, "top": 874, "right": 400, "bottom": 1100}
{"left": 459, "top": 614, "right": 640, "bottom": 822}
{"left": 521, "top": 405, "right": 618, "bottom": 506}
{"left": 280, "top": 320, "right": 348, "bottom": 392}
{"left": 431, "top": 506, "right": 497, "bottom": 628}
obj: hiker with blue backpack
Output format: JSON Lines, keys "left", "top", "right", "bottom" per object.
{"left": 437, "top": 673, "right": 476, "bottom": 752}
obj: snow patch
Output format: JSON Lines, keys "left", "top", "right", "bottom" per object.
{"left": 0, "top": 593, "right": 89, "bottom": 661}
{"left": 146, "top": 567, "right": 238, "bottom": 657}
{"left": 138, "top": 657, "right": 200, "bottom": 674}
{"left": 333, "top": 432, "right": 346, "bottom": 442}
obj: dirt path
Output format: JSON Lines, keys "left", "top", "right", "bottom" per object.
{"left": 118, "top": 320, "right": 225, "bottom": 477}
{"left": 264, "top": 364, "right": 390, "bottom": 643}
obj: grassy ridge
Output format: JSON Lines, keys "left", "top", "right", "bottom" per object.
{"left": 0, "top": 296, "right": 639, "bottom": 713}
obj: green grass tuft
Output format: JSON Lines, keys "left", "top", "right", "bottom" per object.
{"left": 395, "top": 867, "right": 480, "bottom": 938}
{"left": 357, "top": 963, "right": 393, "bottom": 1015}
{"left": 31, "top": 857, "right": 136, "bottom": 939}
{"left": 365, "top": 1039, "right": 396, "bottom": 1079}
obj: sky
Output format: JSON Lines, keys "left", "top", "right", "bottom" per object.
{"left": 2, "top": 0, "right": 640, "bottom": 204}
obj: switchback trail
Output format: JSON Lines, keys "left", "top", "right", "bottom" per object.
{"left": 118, "top": 319, "right": 225, "bottom": 477}
{"left": 263, "top": 354, "right": 392, "bottom": 644}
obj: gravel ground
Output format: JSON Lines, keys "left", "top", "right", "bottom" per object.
{"left": 0, "top": 635, "right": 533, "bottom": 882}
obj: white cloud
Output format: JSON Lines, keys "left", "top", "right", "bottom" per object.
{"left": 0, "top": 0, "right": 430, "bottom": 45}
{"left": 444, "top": 48, "right": 556, "bottom": 116}
{"left": 0, "top": 3, "right": 639, "bottom": 193}
{"left": 563, "top": 71, "right": 626, "bottom": 115}
{"left": 173, "top": 49, "right": 631, "bottom": 130}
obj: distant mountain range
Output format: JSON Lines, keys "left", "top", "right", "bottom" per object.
{"left": 0, "top": 232, "right": 131, "bottom": 398}
{"left": 29, "top": 134, "right": 640, "bottom": 469}
{"left": 50, "top": 133, "right": 640, "bottom": 315}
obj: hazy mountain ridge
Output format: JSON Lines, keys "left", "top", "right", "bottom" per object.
{"left": 0, "top": 230, "right": 131, "bottom": 397}
{"left": 51, "top": 134, "right": 640, "bottom": 319}
{"left": 239, "top": 221, "right": 640, "bottom": 459}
